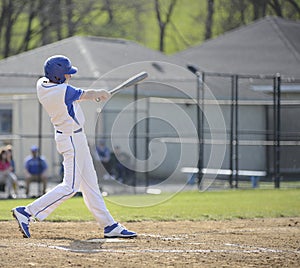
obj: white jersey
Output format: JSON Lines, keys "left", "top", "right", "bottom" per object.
{"left": 36, "top": 77, "right": 85, "bottom": 133}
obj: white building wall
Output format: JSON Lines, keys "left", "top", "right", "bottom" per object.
{"left": 2, "top": 91, "right": 268, "bottom": 183}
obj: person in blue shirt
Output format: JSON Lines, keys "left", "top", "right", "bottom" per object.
{"left": 24, "top": 145, "right": 48, "bottom": 197}
{"left": 96, "top": 139, "right": 112, "bottom": 180}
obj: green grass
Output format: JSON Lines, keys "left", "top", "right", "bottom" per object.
{"left": 1, "top": 189, "right": 299, "bottom": 222}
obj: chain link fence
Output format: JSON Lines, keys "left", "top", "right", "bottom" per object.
{"left": 1, "top": 72, "right": 300, "bottom": 195}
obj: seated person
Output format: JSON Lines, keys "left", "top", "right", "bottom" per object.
{"left": 96, "top": 140, "right": 112, "bottom": 180}
{"left": 0, "top": 148, "right": 18, "bottom": 199}
{"left": 111, "top": 146, "right": 132, "bottom": 183}
{"left": 5, "top": 144, "right": 19, "bottom": 196}
{"left": 24, "top": 145, "right": 48, "bottom": 197}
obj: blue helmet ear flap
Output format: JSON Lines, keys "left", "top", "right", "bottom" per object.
{"left": 44, "top": 55, "right": 77, "bottom": 84}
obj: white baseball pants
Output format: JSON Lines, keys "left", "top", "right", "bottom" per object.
{"left": 26, "top": 131, "right": 115, "bottom": 228}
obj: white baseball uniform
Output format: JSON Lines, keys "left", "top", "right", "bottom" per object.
{"left": 25, "top": 77, "right": 115, "bottom": 227}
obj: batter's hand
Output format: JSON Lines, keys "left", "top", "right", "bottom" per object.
{"left": 80, "top": 89, "right": 111, "bottom": 101}
{"left": 96, "top": 89, "right": 111, "bottom": 101}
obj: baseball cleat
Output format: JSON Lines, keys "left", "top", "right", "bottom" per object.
{"left": 104, "top": 223, "right": 137, "bottom": 238}
{"left": 12, "top": 206, "right": 31, "bottom": 238}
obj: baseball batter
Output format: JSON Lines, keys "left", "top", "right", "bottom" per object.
{"left": 12, "top": 55, "right": 136, "bottom": 239}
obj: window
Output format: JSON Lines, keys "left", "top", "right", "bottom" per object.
{"left": 0, "top": 105, "right": 12, "bottom": 134}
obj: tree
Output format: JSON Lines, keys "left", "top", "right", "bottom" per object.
{"left": 287, "top": 0, "right": 300, "bottom": 14}
{"left": 66, "top": 0, "right": 76, "bottom": 37}
{"left": 65, "top": 0, "right": 97, "bottom": 37}
{"left": 0, "top": 0, "right": 23, "bottom": 57}
{"left": 204, "top": 0, "right": 215, "bottom": 40}
{"left": 0, "top": 0, "right": 300, "bottom": 59}
{"left": 250, "top": 0, "right": 268, "bottom": 20}
{"left": 102, "top": 0, "right": 114, "bottom": 24}
{"left": 154, "top": 0, "right": 177, "bottom": 52}
{"left": 268, "top": 0, "right": 283, "bottom": 17}
{"left": 17, "top": 1, "right": 40, "bottom": 53}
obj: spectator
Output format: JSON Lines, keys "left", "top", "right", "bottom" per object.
{"left": 24, "top": 145, "right": 48, "bottom": 197}
{"left": 0, "top": 148, "right": 18, "bottom": 199}
{"left": 5, "top": 144, "right": 19, "bottom": 194}
{"left": 111, "top": 146, "right": 132, "bottom": 183}
{"left": 96, "top": 140, "right": 112, "bottom": 180}
{"left": 5, "top": 144, "right": 15, "bottom": 172}
{"left": 251, "top": 176, "right": 259, "bottom": 188}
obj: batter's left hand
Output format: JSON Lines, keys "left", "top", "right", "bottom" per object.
{"left": 96, "top": 89, "right": 111, "bottom": 101}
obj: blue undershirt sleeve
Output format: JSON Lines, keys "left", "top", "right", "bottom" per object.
{"left": 64, "top": 85, "right": 84, "bottom": 125}
{"left": 65, "top": 85, "right": 83, "bottom": 104}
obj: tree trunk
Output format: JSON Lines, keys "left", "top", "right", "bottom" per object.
{"left": 205, "top": 0, "right": 214, "bottom": 40}
{"left": 287, "top": 0, "right": 300, "bottom": 14}
{"left": 238, "top": 0, "right": 247, "bottom": 25}
{"left": 269, "top": 0, "right": 283, "bottom": 17}
{"left": 66, "top": 0, "right": 76, "bottom": 37}
{"left": 3, "top": 1, "right": 22, "bottom": 57}
{"left": 18, "top": 2, "right": 39, "bottom": 52}
{"left": 4, "top": 0, "right": 13, "bottom": 57}
{"left": 103, "top": 0, "right": 114, "bottom": 24}
{"left": 38, "top": 0, "right": 52, "bottom": 45}
{"left": 0, "top": 0, "right": 7, "bottom": 40}
{"left": 251, "top": 0, "right": 261, "bottom": 20}
{"left": 154, "top": 0, "right": 177, "bottom": 52}
{"left": 52, "top": 0, "right": 63, "bottom": 40}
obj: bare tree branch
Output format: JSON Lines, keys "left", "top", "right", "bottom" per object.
{"left": 204, "top": 0, "right": 214, "bottom": 40}
{"left": 66, "top": 0, "right": 75, "bottom": 37}
{"left": 3, "top": 0, "right": 24, "bottom": 57}
{"left": 286, "top": 0, "right": 300, "bottom": 15}
{"left": 17, "top": 1, "right": 39, "bottom": 53}
{"left": 103, "top": 0, "right": 114, "bottom": 24}
{"left": 268, "top": 0, "right": 283, "bottom": 17}
{"left": 154, "top": 0, "right": 177, "bottom": 52}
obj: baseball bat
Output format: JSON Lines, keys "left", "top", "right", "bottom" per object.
{"left": 96, "top": 71, "right": 148, "bottom": 102}
{"left": 110, "top": 71, "right": 148, "bottom": 94}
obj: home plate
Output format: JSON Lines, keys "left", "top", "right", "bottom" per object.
{"left": 85, "top": 238, "right": 131, "bottom": 243}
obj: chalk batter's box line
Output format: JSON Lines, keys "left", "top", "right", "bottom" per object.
{"left": 27, "top": 241, "right": 300, "bottom": 255}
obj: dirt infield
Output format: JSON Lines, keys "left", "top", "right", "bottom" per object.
{"left": 1, "top": 218, "right": 299, "bottom": 267}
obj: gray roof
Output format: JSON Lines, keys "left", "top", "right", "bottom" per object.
{"left": 0, "top": 36, "right": 195, "bottom": 96}
{"left": 176, "top": 16, "right": 300, "bottom": 77}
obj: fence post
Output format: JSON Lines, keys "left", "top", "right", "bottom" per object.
{"left": 145, "top": 96, "right": 150, "bottom": 189}
{"left": 38, "top": 102, "right": 43, "bottom": 196}
{"left": 133, "top": 84, "right": 138, "bottom": 193}
{"left": 275, "top": 73, "right": 281, "bottom": 188}
{"left": 199, "top": 72, "right": 205, "bottom": 189}
{"left": 229, "top": 75, "right": 234, "bottom": 188}
{"left": 234, "top": 75, "right": 239, "bottom": 188}
{"left": 186, "top": 64, "right": 204, "bottom": 189}
{"left": 229, "top": 75, "right": 239, "bottom": 188}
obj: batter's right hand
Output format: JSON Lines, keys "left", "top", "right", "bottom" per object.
{"left": 96, "top": 89, "right": 111, "bottom": 101}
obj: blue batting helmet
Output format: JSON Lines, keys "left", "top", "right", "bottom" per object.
{"left": 44, "top": 55, "right": 77, "bottom": 84}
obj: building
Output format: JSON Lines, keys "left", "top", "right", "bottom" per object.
{"left": 175, "top": 16, "right": 300, "bottom": 182}
{"left": 0, "top": 36, "right": 196, "bottom": 185}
